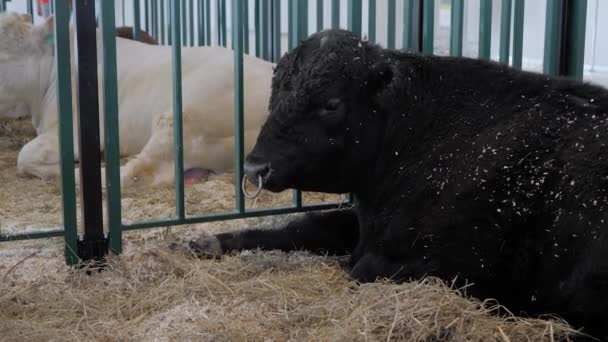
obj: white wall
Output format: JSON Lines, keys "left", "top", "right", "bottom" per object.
{"left": 5, "top": 0, "right": 608, "bottom": 86}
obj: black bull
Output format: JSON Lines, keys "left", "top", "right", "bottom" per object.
{"left": 188, "top": 29, "right": 608, "bottom": 341}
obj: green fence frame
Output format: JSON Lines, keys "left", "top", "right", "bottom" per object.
{"left": 0, "top": 0, "right": 591, "bottom": 266}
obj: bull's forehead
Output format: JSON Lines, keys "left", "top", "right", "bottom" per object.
{"left": 277, "top": 36, "right": 369, "bottom": 91}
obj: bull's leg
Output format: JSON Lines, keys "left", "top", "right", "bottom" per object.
{"left": 188, "top": 207, "right": 359, "bottom": 257}
{"left": 348, "top": 252, "right": 437, "bottom": 283}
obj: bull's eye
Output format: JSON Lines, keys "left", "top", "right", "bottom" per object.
{"left": 324, "top": 98, "right": 341, "bottom": 112}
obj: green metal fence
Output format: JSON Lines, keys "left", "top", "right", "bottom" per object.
{"left": 0, "top": 0, "right": 589, "bottom": 267}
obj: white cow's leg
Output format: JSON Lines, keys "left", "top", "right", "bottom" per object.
{"left": 120, "top": 111, "right": 180, "bottom": 187}
{"left": 121, "top": 111, "right": 219, "bottom": 187}
{"left": 16, "top": 133, "right": 62, "bottom": 180}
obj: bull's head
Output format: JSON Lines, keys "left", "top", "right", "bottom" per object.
{"left": 244, "top": 29, "right": 395, "bottom": 194}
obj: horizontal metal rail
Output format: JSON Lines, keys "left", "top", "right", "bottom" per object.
{"left": 1, "top": 202, "right": 345, "bottom": 242}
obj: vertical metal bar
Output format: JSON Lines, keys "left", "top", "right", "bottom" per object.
{"left": 512, "top": 0, "right": 525, "bottom": 68}
{"left": 403, "top": 0, "right": 414, "bottom": 49}
{"left": 170, "top": 0, "right": 186, "bottom": 219}
{"left": 543, "top": 0, "right": 562, "bottom": 75}
{"left": 169, "top": 0, "right": 173, "bottom": 45}
{"left": 387, "top": 0, "right": 396, "bottom": 48}
{"left": 153, "top": 0, "right": 159, "bottom": 40}
{"left": 182, "top": 0, "right": 187, "bottom": 46}
{"left": 232, "top": 0, "right": 245, "bottom": 213}
{"left": 205, "top": 0, "right": 211, "bottom": 44}
{"left": 244, "top": 0, "right": 250, "bottom": 53}
{"left": 26, "top": 0, "right": 34, "bottom": 20}
{"left": 255, "top": 0, "right": 261, "bottom": 57}
{"left": 499, "top": 0, "right": 512, "bottom": 64}
{"left": 73, "top": 0, "right": 106, "bottom": 259}
{"left": 566, "top": 0, "right": 587, "bottom": 79}
{"left": 479, "top": 0, "right": 492, "bottom": 59}
{"left": 198, "top": 0, "right": 204, "bottom": 45}
{"left": 53, "top": 0, "right": 78, "bottom": 265}
{"left": 262, "top": 0, "right": 270, "bottom": 60}
{"left": 422, "top": 0, "right": 434, "bottom": 53}
{"left": 133, "top": 0, "right": 142, "bottom": 41}
{"left": 347, "top": 0, "right": 362, "bottom": 37}
{"left": 160, "top": 0, "right": 166, "bottom": 44}
{"left": 221, "top": 0, "right": 227, "bottom": 46}
{"left": 317, "top": 0, "right": 324, "bottom": 32}
{"left": 450, "top": 0, "right": 464, "bottom": 56}
{"left": 288, "top": 0, "right": 293, "bottom": 49}
{"left": 145, "top": 0, "right": 150, "bottom": 32}
{"left": 99, "top": 0, "right": 123, "bottom": 255}
{"left": 189, "top": 0, "right": 195, "bottom": 46}
{"left": 288, "top": 0, "right": 303, "bottom": 207}
{"left": 289, "top": 0, "right": 297, "bottom": 49}
{"left": 331, "top": 0, "right": 339, "bottom": 28}
{"left": 368, "top": 0, "right": 376, "bottom": 42}
{"left": 122, "top": 0, "right": 125, "bottom": 26}
{"left": 289, "top": 0, "right": 308, "bottom": 49}
{"left": 272, "top": 0, "right": 281, "bottom": 62}
{"left": 300, "top": 0, "right": 308, "bottom": 39}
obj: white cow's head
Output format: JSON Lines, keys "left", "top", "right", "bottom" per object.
{"left": 0, "top": 12, "right": 54, "bottom": 118}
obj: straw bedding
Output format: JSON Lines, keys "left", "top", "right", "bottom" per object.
{"left": 0, "top": 118, "right": 581, "bottom": 341}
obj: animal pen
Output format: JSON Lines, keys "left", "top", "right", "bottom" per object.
{"left": 0, "top": 0, "right": 593, "bottom": 268}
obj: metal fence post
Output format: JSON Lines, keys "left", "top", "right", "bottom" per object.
{"left": 26, "top": 0, "right": 34, "bottom": 20}
{"left": 73, "top": 0, "right": 107, "bottom": 266}
{"left": 145, "top": 0, "right": 150, "bottom": 32}
{"left": 53, "top": 0, "right": 78, "bottom": 265}
{"left": 255, "top": 0, "right": 261, "bottom": 57}
{"left": 403, "top": 0, "right": 415, "bottom": 49}
{"left": 565, "top": 0, "right": 588, "bottom": 79}
{"left": 160, "top": 0, "right": 166, "bottom": 44}
{"left": 368, "top": 0, "right": 376, "bottom": 42}
{"left": 422, "top": 0, "right": 434, "bottom": 54}
{"left": 331, "top": 0, "right": 339, "bottom": 28}
{"left": 450, "top": 0, "right": 464, "bottom": 56}
{"left": 198, "top": 0, "right": 204, "bottom": 45}
{"left": 512, "top": 0, "right": 525, "bottom": 68}
{"left": 271, "top": 0, "right": 281, "bottom": 62}
{"left": 347, "top": 0, "right": 362, "bottom": 37}
{"left": 170, "top": 0, "right": 186, "bottom": 219}
{"left": 499, "top": 0, "right": 512, "bottom": 64}
{"left": 189, "top": 0, "right": 194, "bottom": 46}
{"left": 99, "top": 0, "right": 123, "bottom": 255}
{"left": 316, "top": 0, "right": 324, "bottom": 32}
{"left": 233, "top": 0, "right": 245, "bottom": 213}
{"left": 133, "top": 0, "right": 141, "bottom": 41}
{"left": 244, "top": 0, "right": 249, "bottom": 53}
{"left": 479, "top": 0, "right": 492, "bottom": 59}
{"left": 387, "top": 0, "right": 396, "bottom": 48}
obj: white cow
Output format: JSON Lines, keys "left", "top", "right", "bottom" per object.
{"left": 0, "top": 12, "right": 274, "bottom": 187}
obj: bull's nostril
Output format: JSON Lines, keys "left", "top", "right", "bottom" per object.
{"left": 244, "top": 161, "right": 270, "bottom": 183}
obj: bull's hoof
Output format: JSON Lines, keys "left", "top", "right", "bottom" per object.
{"left": 184, "top": 167, "right": 215, "bottom": 185}
{"left": 188, "top": 233, "right": 223, "bottom": 259}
